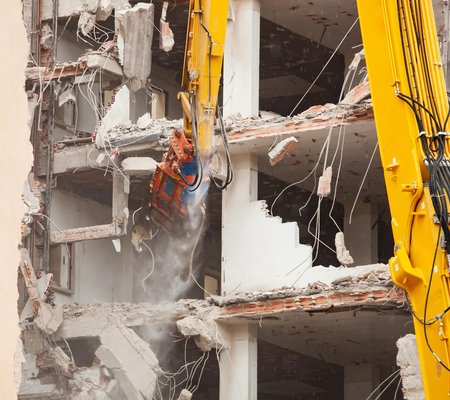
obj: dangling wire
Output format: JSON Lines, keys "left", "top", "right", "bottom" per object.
{"left": 210, "top": 105, "right": 234, "bottom": 189}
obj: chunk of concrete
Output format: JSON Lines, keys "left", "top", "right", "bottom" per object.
{"left": 178, "top": 389, "right": 193, "bottom": 400}
{"left": 116, "top": 3, "right": 154, "bottom": 91}
{"left": 159, "top": 2, "right": 174, "bottom": 52}
{"left": 268, "top": 136, "right": 298, "bottom": 166}
{"left": 396, "top": 334, "right": 424, "bottom": 400}
{"left": 122, "top": 157, "right": 157, "bottom": 175}
{"left": 34, "top": 303, "right": 64, "bottom": 335}
{"left": 177, "top": 313, "right": 226, "bottom": 352}
{"left": 335, "top": 232, "right": 354, "bottom": 266}
{"left": 95, "top": 324, "right": 160, "bottom": 400}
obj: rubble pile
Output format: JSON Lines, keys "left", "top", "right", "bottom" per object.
{"left": 102, "top": 114, "right": 177, "bottom": 148}
{"left": 19, "top": 299, "right": 220, "bottom": 399}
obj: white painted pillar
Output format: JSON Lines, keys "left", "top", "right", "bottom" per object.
{"left": 219, "top": 324, "right": 258, "bottom": 400}
{"left": 221, "top": 153, "right": 257, "bottom": 295}
{"left": 344, "top": 201, "right": 378, "bottom": 265}
{"left": 223, "top": 0, "right": 260, "bottom": 118}
{"left": 344, "top": 364, "right": 380, "bottom": 400}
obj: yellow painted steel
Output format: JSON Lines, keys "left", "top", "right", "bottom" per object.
{"left": 357, "top": 0, "right": 450, "bottom": 397}
{"left": 180, "top": 0, "right": 229, "bottom": 157}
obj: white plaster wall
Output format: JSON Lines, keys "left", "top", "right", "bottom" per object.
{"left": 51, "top": 190, "right": 133, "bottom": 304}
{"left": 222, "top": 154, "right": 312, "bottom": 295}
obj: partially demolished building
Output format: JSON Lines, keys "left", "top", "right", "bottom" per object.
{"left": 16, "top": 0, "right": 449, "bottom": 399}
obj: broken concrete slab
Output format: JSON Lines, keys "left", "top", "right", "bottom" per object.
{"left": 95, "top": 324, "right": 161, "bottom": 400}
{"left": 177, "top": 311, "right": 226, "bottom": 352}
{"left": 121, "top": 157, "right": 157, "bottom": 175}
{"left": 397, "top": 334, "right": 425, "bottom": 400}
{"left": 34, "top": 303, "right": 64, "bottom": 335}
{"left": 268, "top": 136, "right": 298, "bottom": 166}
{"left": 116, "top": 3, "right": 154, "bottom": 91}
{"left": 80, "top": 53, "right": 123, "bottom": 79}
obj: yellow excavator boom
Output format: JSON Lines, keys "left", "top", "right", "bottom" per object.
{"left": 357, "top": 0, "right": 450, "bottom": 397}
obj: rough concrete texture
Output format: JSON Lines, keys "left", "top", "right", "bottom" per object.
{"left": 178, "top": 388, "right": 193, "bottom": 400}
{"left": 268, "top": 136, "right": 298, "bottom": 166}
{"left": 41, "top": 0, "right": 130, "bottom": 21}
{"left": 48, "top": 346, "right": 74, "bottom": 377}
{"left": 96, "top": 85, "right": 130, "bottom": 149}
{"left": 122, "top": 157, "right": 158, "bottom": 175}
{"left": 95, "top": 324, "right": 161, "bottom": 400}
{"left": 335, "top": 231, "right": 354, "bottom": 266}
{"left": 177, "top": 306, "right": 226, "bottom": 351}
{"left": 212, "top": 263, "right": 392, "bottom": 306}
{"left": 397, "top": 334, "right": 425, "bottom": 400}
{"left": 317, "top": 166, "right": 332, "bottom": 197}
{"left": 34, "top": 302, "right": 64, "bottom": 335}
{"left": 116, "top": 3, "right": 154, "bottom": 91}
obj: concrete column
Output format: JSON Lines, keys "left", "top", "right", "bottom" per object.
{"left": 219, "top": 324, "right": 257, "bottom": 400}
{"left": 344, "top": 364, "right": 380, "bottom": 400}
{"left": 344, "top": 201, "right": 378, "bottom": 265}
{"left": 223, "top": 0, "right": 260, "bottom": 118}
{"left": 221, "top": 153, "right": 257, "bottom": 294}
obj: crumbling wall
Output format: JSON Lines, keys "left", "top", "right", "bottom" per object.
{"left": 397, "top": 334, "right": 425, "bottom": 400}
{"left": 0, "top": 2, "right": 33, "bottom": 399}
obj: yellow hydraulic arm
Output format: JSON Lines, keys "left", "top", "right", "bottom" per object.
{"left": 357, "top": 0, "right": 450, "bottom": 397}
{"left": 133, "top": 0, "right": 230, "bottom": 279}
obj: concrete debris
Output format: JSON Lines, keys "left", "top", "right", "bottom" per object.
{"left": 178, "top": 389, "right": 193, "bottom": 400}
{"left": 335, "top": 232, "right": 354, "bottom": 266}
{"left": 116, "top": 3, "right": 154, "bottom": 91}
{"left": 341, "top": 77, "right": 370, "bottom": 106}
{"left": 317, "top": 166, "right": 332, "bottom": 197}
{"left": 222, "top": 113, "right": 286, "bottom": 133}
{"left": 159, "top": 2, "right": 175, "bottom": 52}
{"left": 61, "top": 298, "right": 214, "bottom": 324}
{"left": 122, "top": 157, "right": 158, "bottom": 175}
{"left": 42, "top": 0, "right": 130, "bottom": 21}
{"left": 73, "top": 368, "right": 101, "bottom": 387}
{"left": 397, "top": 334, "right": 425, "bottom": 400}
{"left": 34, "top": 302, "right": 64, "bottom": 334}
{"left": 210, "top": 264, "right": 392, "bottom": 306}
{"left": 177, "top": 308, "right": 226, "bottom": 351}
{"left": 136, "top": 112, "right": 152, "bottom": 129}
{"left": 78, "top": 10, "right": 96, "bottom": 36}
{"left": 48, "top": 346, "right": 74, "bottom": 377}
{"left": 95, "top": 324, "right": 161, "bottom": 400}
{"left": 40, "top": 24, "right": 53, "bottom": 50}
{"left": 268, "top": 136, "right": 298, "bottom": 166}
{"left": 104, "top": 117, "right": 177, "bottom": 148}
{"left": 96, "top": 85, "right": 130, "bottom": 149}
